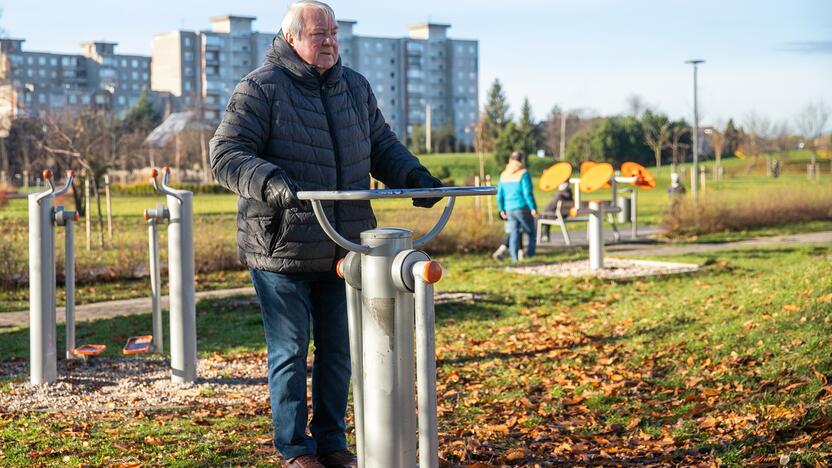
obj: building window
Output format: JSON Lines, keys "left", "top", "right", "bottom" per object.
{"left": 184, "top": 67, "right": 193, "bottom": 76}
{"left": 38, "top": 56, "right": 46, "bottom": 65}
{"left": 184, "top": 51, "right": 194, "bottom": 61}
{"left": 117, "top": 96, "right": 126, "bottom": 105}
{"left": 131, "top": 71, "right": 139, "bottom": 80}
{"left": 142, "top": 72, "right": 148, "bottom": 81}
{"left": 184, "top": 37, "right": 192, "bottom": 47}
{"left": 131, "top": 59, "right": 139, "bottom": 68}
{"left": 38, "top": 94, "right": 46, "bottom": 103}
{"left": 81, "top": 95, "right": 90, "bottom": 105}
{"left": 38, "top": 69, "right": 46, "bottom": 77}
{"left": 50, "top": 57, "right": 57, "bottom": 66}
{"left": 27, "top": 56, "right": 34, "bottom": 65}
{"left": 68, "top": 95, "right": 77, "bottom": 104}
{"left": 184, "top": 81, "right": 191, "bottom": 92}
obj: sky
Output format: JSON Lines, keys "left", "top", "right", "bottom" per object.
{"left": 2, "top": 0, "right": 831, "bottom": 130}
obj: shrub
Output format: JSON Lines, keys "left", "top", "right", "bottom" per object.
{"left": 662, "top": 185, "right": 832, "bottom": 237}
{"left": 111, "top": 182, "right": 231, "bottom": 196}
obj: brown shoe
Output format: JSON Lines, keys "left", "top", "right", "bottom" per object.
{"left": 317, "top": 449, "right": 357, "bottom": 468}
{"left": 287, "top": 454, "right": 325, "bottom": 468}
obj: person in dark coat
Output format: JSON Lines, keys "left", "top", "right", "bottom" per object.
{"left": 209, "top": 2, "right": 441, "bottom": 466}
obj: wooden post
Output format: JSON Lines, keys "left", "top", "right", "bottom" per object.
{"left": 85, "top": 176, "right": 91, "bottom": 251}
{"left": 104, "top": 174, "right": 113, "bottom": 242}
{"left": 474, "top": 175, "right": 481, "bottom": 213}
{"left": 175, "top": 135, "right": 182, "bottom": 182}
{"left": 485, "top": 174, "right": 494, "bottom": 224}
{"left": 200, "top": 131, "right": 210, "bottom": 183}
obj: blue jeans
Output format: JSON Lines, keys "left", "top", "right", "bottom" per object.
{"left": 249, "top": 268, "right": 351, "bottom": 459}
{"left": 507, "top": 209, "right": 536, "bottom": 262}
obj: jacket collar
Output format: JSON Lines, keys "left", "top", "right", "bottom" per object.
{"left": 265, "top": 31, "right": 343, "bottom": 89}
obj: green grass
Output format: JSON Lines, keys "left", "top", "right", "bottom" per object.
{"left": 1, "top": 244, "right": 830, "bottom": 464}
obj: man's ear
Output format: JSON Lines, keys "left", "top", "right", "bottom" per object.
{"left": 285, "top": 31, "right": 295, "bottom": 47}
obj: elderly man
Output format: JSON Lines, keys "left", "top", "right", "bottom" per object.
{"left": 209, "top": 1, "right": 442, "bottom": 467}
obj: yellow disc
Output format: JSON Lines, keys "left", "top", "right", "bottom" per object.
{"left": 580, "top": 160, "right": 597, "bottom": 176}
{"left": 620, "top": 161, "right": 656, "bottom": 190}
{"left": 538, "top": 162, "right": 573, "bottom": 192}
{"left": 580, "top": 162, "right": 614, "bottom": 192}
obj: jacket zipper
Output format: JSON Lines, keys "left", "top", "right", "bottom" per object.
{"left": 320, "top": 83, "right": 343, "bottom": 257}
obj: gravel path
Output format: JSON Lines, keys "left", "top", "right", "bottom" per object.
{"left": 0, "top": 353, "right": 271, "bottom": 416}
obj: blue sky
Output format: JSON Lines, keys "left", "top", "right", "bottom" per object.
{"left": 2, "top": 0, "right": 830, "bottom": 130}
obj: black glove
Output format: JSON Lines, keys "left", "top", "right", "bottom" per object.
{"left": 405, "top": 168, "right": 443, "bottom": 208}
{"left": 263, "top": 169, "right": 307, "bottom": 210}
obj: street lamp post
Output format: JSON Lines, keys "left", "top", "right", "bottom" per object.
{"left": 685, "top": 59, "right": 705, "bottom": 200}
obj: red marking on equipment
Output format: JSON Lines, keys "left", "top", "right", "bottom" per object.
{"left": 150, "top": 168, "right": 159, "bottom": 178}
{"left": 422, "top": 261, "right": 443, "bottom": 284}
{"left": 42, "top": 169, "right": 53, "bottom": 180}
{"left": 73, "top": 211, "right": 80, "bottom": 222}
{"left": 336, "top": 258, "right": 345, "bottom": 279}
{"left": 73, "top": 344, "right": 106, "bottom": 356}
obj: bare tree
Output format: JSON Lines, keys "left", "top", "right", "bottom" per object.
{"left": 643, "top": 113, "right": 670, "bottom": 174}
{"left": 709, "top": 124, "right": 725, "bottom": 180}
{"left": 794, "top": 100, "right": 830, "bottom": 177}
{"left": 742, "top": 111, "right": 772, "bottom": 175}
{"left": 666, "top": 125, "right": 690, "bottom": 174}
{"left": 625, "top": 94, "right": 647, "bottom": 118}
{"left": 542, "top": 106, "right": 596, "bottom": 160}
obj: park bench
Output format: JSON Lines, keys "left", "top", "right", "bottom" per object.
{"left": 536, "top": 200, "right": 620, "bottom": 246}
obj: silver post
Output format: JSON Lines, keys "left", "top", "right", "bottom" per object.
{"left": 167, "top": 189, "right": 196, "bottom": 382}
{"left": 588, "top": 201, "right": 603, "bottom": 270}
{"left": 685, "top": 59, "right": 705, "bottom": 200}
{"left": 340, "top": 252, "right": 365, "bottom": 468}
{"left": 56, "top": 208, "right": 77, "bottom": 359}
{"left": 29, "top": 180, "right": 56, "bottom": 384}
{"left": 147, "top": 211, "right": 164, "bottom": 354}
{"left": 360, "top": 229, "right": 414, "bottom": 467}
{"left": 413, "top": 261, "right": 439, "bottom": 468}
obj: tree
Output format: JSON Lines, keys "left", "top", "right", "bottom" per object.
{"left": 723, "top": 119, "right": 742, "bottom": 157}
{"left": 741, "top": 111, "right": 772, "bottom": 174}
{"left": 479, "top": 79, "right": 511, "bottom": 152}
{"left": 407, "top": 124, "right": 427, "bottom": 154}
{"left": 494, "top": 122, "right": 526, "bottom": 164}
{"left": 641, "top": 110, "right": 671, "bottom": 172}
{"left": 563, "top": 116, "right": 652, "bottom": 166}
{"left": 122, "top": 88, "right": 162, "bottom": 135}
{"left": 432, "top": 122, "right": 457, "bottom": 154}
{"left": 666, "top": 122, "right": 690, "bottom": 174}
{"left": 517, "top": 97, "right": 538, "bottom": 155}
{"left": 625, "top": 94, "right": 647, "bottom": 118}
{"left": 542, "top": 106, "right": 596, "bottom": 160}
{"left": 794, "top": 100, "right": 830, "bottom": 176}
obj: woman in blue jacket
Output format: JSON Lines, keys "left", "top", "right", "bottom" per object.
{"left": 497, "top": 151, "right": 537, "bottom": 262}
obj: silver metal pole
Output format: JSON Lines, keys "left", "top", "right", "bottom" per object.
{"left": 167, "top": 189, "right": 197, "bottom": 383}
{"left": 340, "top": 252, "right": 365, "bottom": 468}
{"left": 148, "top": 217, "right": 164, "bottom": 354}
{"left": 686, "top": 59, "right": 705, "bottom": 199}
{"left": 588, "top": 201, "right": 603, "bottom": 270}
{"left": 29, "top": 190, "right": 56, "bottom": 384}
{"left": 360, "top": 228, "right": 414, "bottom": 468}
{"left": 413, "top": 262, "right": 439, "bottom": 468}
{"left": 631, "top": 188, "right": 638, "bottom": 239}
{"left": 61, "top": 210, "right": 76, "bottom": 359}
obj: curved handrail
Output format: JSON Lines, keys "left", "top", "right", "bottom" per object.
{"left": 35, "top": 170, "right": 74, "bottom": 203}
{"left": 297, "top": 186, "right": 495, "bottom": 254}
{"left": 150, "top": 167, "right": 183, "bottom": 203}
{"left": 310, "top": 200, "right": 372, "bottom": 254}
{"left": 413, "top": 197, "right": 455, "bottom": 248}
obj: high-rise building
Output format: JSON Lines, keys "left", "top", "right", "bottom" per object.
{"left": 152, "top": 17, "right": 478, "bottom": 147}
{"left": 151, "top": 16, "right": 272, "bottom": 122}
{"left": 0, "top": 38, "right": 151, "bottom": 118}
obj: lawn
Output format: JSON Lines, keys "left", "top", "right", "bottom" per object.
{"left": 1, "top": 244, "right": 830, "bottom": 465}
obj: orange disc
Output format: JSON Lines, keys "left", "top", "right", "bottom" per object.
{"left": 580, "top": 160, "right": 596, "bottom": 176}
{"left": 580, "top": 163, "right": 614, "bottom": 193}
{"left": 620, "top": 161, "right": 657, "bottom": 190}
{"left": 538, "top": 162, "right": 573, "bottom": 192}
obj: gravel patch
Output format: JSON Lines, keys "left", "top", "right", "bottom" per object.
{"left": 507, "top": 257, "right": 700, "bottom": 279}
{"left": 0, "top": 353, "right": 270, "bottom": 416}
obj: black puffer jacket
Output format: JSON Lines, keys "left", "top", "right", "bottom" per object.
{"left": 210, "top": 33, "right": 425, "bottom": 273}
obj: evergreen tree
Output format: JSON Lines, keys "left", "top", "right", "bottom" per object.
{"left": 723, "top": 118, "right": 741, "bottom": 156}
{"left": 407, "top": 124, "right": 427, "bottom": 154}
{"left": 494, "top": 122, "right": 526, "bottom": 164}
{"left": 480, "top": 79, "right": 511, "bottom": 151}
{"left": 517, "top": 97, "right": 538, "bottom": 155}
{"left": 122, "top": 89, "right": 162, "bottom": 134}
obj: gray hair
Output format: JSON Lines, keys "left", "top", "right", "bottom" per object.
{"left": 281, "top": 1, "right": 335, "bottom": 39}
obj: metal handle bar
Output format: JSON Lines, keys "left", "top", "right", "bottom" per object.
{"left": 297, "top": 186, "right": 495, "bottom": 201}
{"left": 150, "top": 167, "right": 183, "bottom": 203}
{"left": 299, "top": 186, "right": 496, "bottom": 254}
{"left": 35, "top": 170, "right": 74, "bottom": 203}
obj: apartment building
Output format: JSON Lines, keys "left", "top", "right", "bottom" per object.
{"left": 151, "top": 16, "right": 272, "bottom": 122}
{"left": 152, "top": 16, "right": 478, "bottom": 146}
{"left": 0, "top": 38, "right": 151, "bottom": 118}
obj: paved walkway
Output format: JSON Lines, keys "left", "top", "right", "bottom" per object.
{"left": 3, "top": 230, "right": 829, "bottom": 328}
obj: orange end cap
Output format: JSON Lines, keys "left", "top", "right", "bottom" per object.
{"left": 422, "top": 261, "right": 443, "bottom": 284}
{"left": 150, "top": 168, "right": 159, "bottom": 178}
{"left": 336, "top": 258, "right": 345, "bottom": 279}
{"left": 42, "top": 169, "right": 53, "bottom": 180}
{"left": 73, "top": 211, "right": 80, "bottom": 221}
{"left": 162, "top": 166, "right": 170, "bottom": 174}
{"left": 143, "top": 209, "right": 149, "bottom": 221}
{"left": 569, "top": 207, "right": 578, "bottom": 217}
{"left": 66, "top": 170, "right": 75, "bottom": 178}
